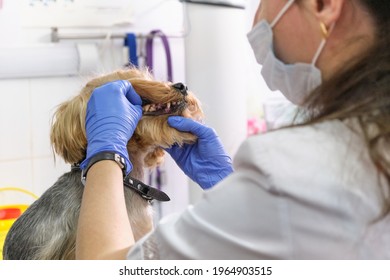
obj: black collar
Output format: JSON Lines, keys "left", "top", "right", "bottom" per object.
{"left": 71, "top": 164, "right": 170, "bottom": 202}
{"left": 123, "top": 174, "right": 170, "bottom": 202}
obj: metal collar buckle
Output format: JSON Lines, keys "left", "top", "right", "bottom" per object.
{"left": 123, "top": 175, "right": 170, "bottom": 202}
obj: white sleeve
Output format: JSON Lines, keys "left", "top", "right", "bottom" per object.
{"left": 127, "top": 127, "right": 373, "bottom": 259}
{"left": 127, "top": 137, "right": 293, "bottom": 259}
{"left": 127, "top": 176, "right": 291, "bottom": 259}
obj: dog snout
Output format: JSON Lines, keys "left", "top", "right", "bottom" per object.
{"left": 172, "top": 83, "right": 188, "bottom": 96}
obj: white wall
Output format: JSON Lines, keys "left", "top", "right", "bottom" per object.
{"left": 0, "top": 77, "right": 81, "bottom": 203}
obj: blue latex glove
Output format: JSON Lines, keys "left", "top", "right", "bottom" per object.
{"left": 166, "top": 116, "right": 233, "bottom": 189}
{"left": 80, "top": 80, "right": 142, "bottom": 174}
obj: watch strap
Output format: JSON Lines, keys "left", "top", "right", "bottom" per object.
{"left": 78, "top": 152, "right": 170, "bottom": 202}
{"left": 81, "top": 152, "right": 127, "bottom": 184}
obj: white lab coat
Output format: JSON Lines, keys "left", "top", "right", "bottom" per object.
{"left": 127, "top": 119, "right": 390, "bottom": 259}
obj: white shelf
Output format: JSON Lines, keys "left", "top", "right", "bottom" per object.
{"left": 22, "top": 0, "right": 134, "bottom": 28}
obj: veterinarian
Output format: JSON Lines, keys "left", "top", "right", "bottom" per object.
{"left": 76, "top": 0, "right": 390, "bottom": 259}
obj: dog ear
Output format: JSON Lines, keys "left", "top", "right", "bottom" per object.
{"left": 50, "top": 91, "right": 88, "bottom": 164}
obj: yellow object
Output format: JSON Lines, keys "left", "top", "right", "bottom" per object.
{"left": 0, "top": 187, "right": 38, "bottom": 260}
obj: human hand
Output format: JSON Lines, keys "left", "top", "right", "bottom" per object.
{"left": 80, "top": 80, "right": 142, "bottom": 174}
{"left": 166, "top": 116, "right": 233, "bottom": 189}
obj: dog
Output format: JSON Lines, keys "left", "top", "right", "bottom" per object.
{"left": 2, "top": 67, "right": 203, "bottom": 260}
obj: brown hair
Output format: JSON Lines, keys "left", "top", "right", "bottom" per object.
{"left": 297, "top": 0, "right": 390, "bottom": 214}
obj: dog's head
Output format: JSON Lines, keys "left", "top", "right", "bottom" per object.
{"left": 50, "top": 68, "right": 203, "bottom": 177}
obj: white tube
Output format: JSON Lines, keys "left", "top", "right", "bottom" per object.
{"left": 0, "top": 43, "right": 100, "bottom": 79}
{"left": 0, "top": 44, "right": 78, "bottom": 79}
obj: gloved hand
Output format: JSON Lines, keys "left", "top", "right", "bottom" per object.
{"left": 166, "top": 116, "right": 233, "bottom": 189}
{"left": 80, "top": 80, "right": 142, "bottom": 174}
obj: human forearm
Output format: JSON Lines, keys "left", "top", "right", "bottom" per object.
{"left": 76, "top": 160, "right": 135, "bottom": 260}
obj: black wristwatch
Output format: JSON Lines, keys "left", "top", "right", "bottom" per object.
{"left": 81, "top": 152, "right": 127, "bottom": 185}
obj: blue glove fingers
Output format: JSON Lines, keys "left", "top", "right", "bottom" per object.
{"left": 89, "top": 80, "right": 142, "bottom": 113}
{"left": 121, "top": 80, "right": 142, "bottom": 106}
{"left": 167, "top": 116, "right": 214, "bottom": 138}
{"left": 166, "top": 115, "right": 234, "bottom": 189}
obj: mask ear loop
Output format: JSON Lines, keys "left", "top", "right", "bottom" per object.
{"left": 311, "top": 23, "right": 336, "bottom": 66}
{"left": 270, "top": 0, "right": 295, "bottom": 28}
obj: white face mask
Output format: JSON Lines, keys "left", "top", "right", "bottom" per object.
{"left": 247, "top": 0, "right": 327, "bottom": 105}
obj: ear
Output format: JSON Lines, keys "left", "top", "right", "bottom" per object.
{"left": 314, "top": 0, "right": 344, "bottom": 27}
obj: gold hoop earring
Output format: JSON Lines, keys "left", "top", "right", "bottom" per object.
{"left": 320, "top": 22, "right": 329, "bottom": 38}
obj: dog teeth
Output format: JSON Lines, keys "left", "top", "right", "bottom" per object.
{"left": 143, "top": 104, "right": 156, "bottom": 112}
{"left": 143, "top": 104, "right": 151, "bottom": 112}
{"left": 143, "top": 101, "right": 178, "bottom": 113}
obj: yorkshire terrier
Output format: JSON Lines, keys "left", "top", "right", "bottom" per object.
{"left": 3, "top": 67, "right": 203, "bottom": 260}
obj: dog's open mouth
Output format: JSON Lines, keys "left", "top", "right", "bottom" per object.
{"left": 142, "top": 99, "right": 187, "bottom": 116}
{"left": 141, "top": 83, "right": 189, "bottom": 116}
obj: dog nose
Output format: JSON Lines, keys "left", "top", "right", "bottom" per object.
{"left": 172, "top": 83, "right": 188, "bottom": 96}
